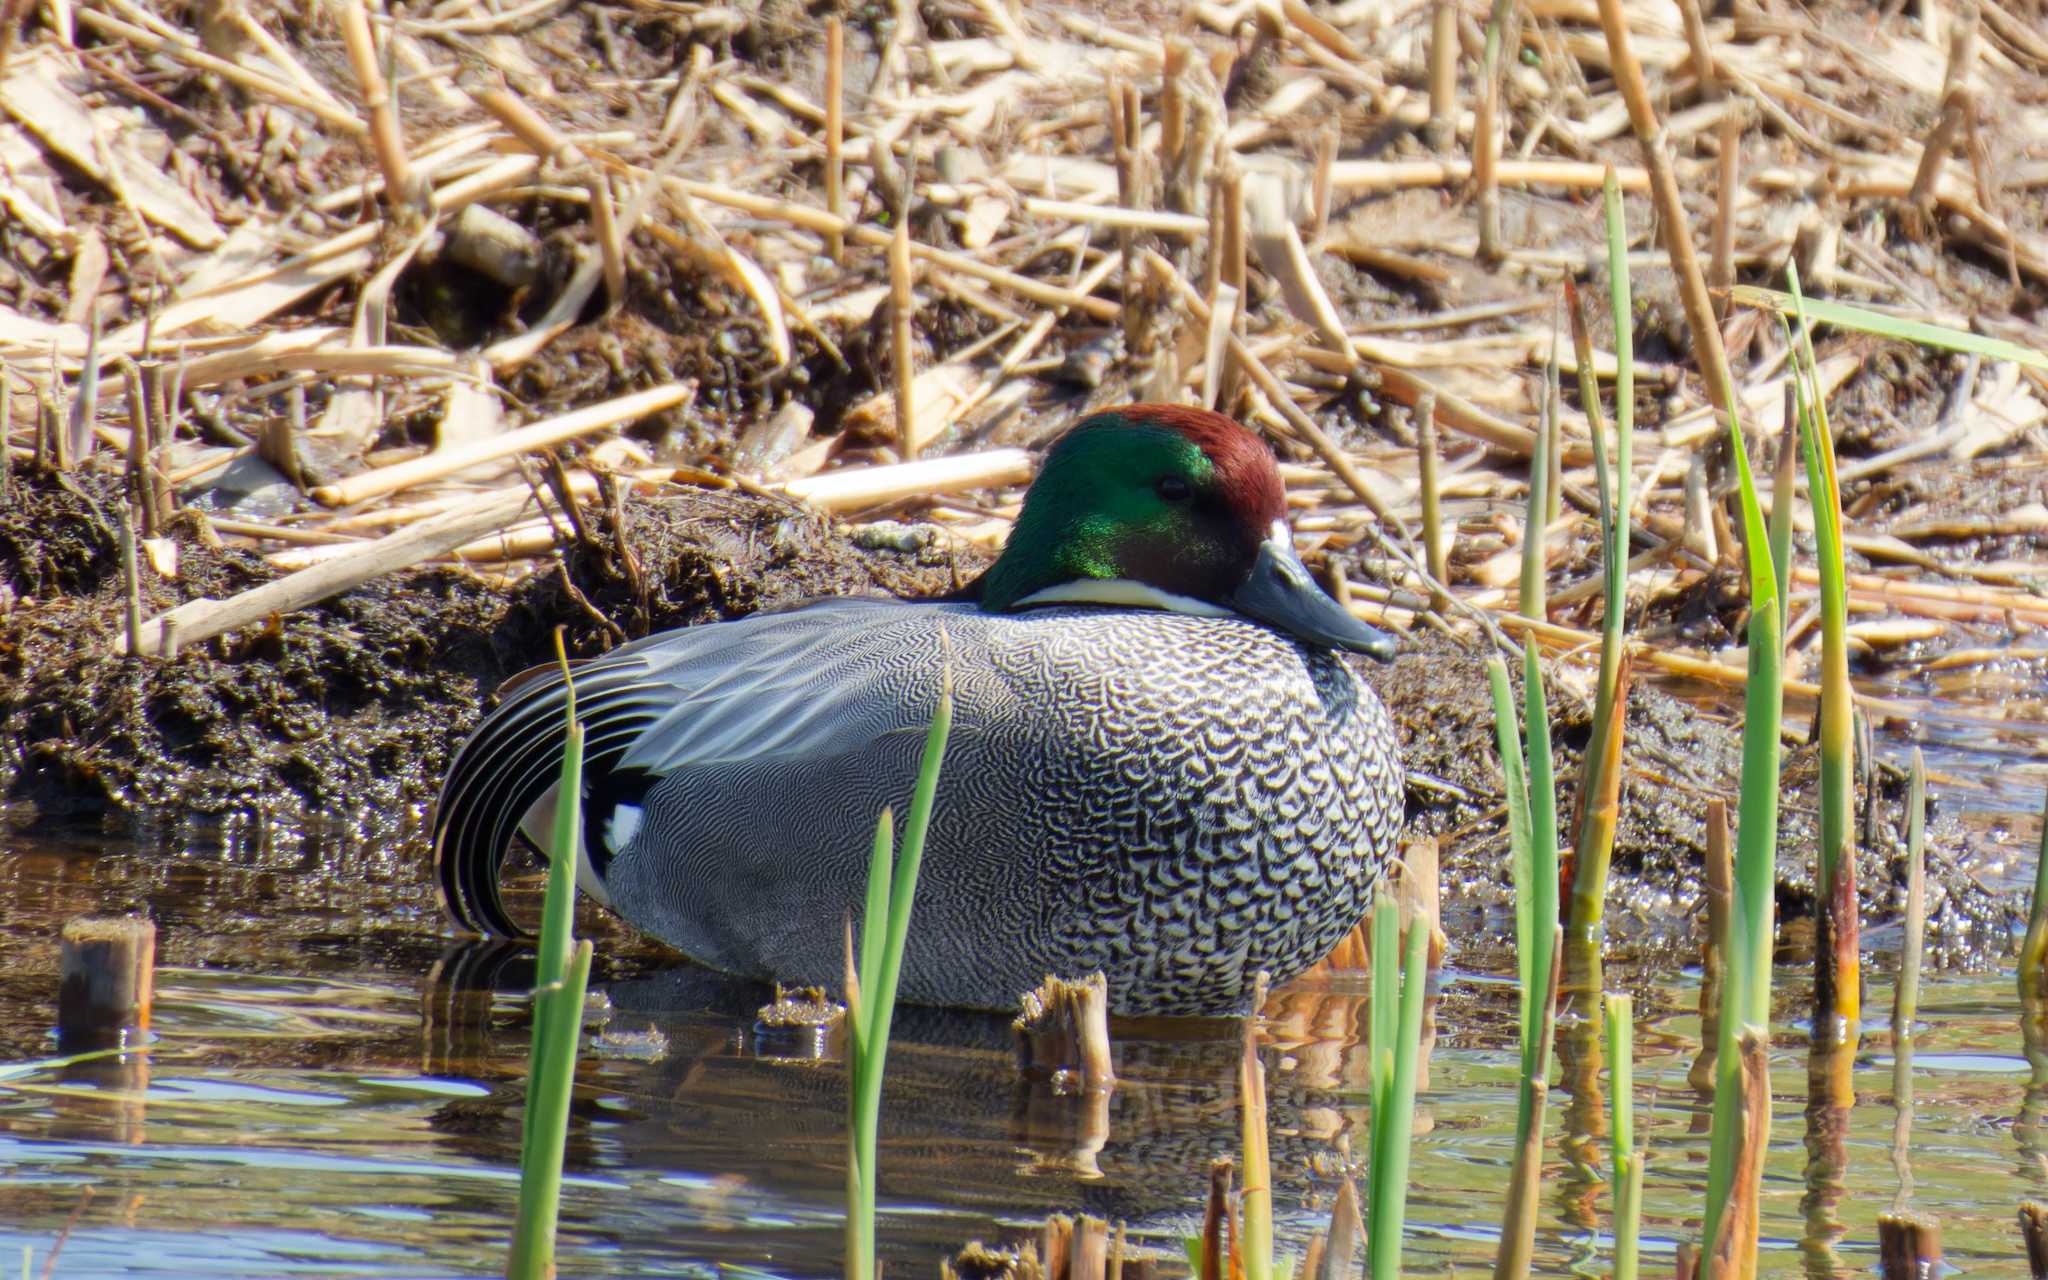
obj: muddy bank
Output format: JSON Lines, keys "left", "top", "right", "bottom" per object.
{"left": 0, "top": 469, "right": 2016, "bottom": 953}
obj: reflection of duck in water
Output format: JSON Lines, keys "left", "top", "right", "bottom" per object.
{"left": 434, "top": 406, "right": 1404, "bottom": 1016}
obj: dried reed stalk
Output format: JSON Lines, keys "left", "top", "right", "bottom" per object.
{"left": 1690, "top": 798, "right": 1732, "bottom": 1095}
{"left": 339, "top": 0, "right": 415, "bottom": 210}
{"left": 824, "top": 16, "right": 845, "bottom": 263}
{"left": 1425, "top": 0, "right": 1458, "bottom": 152}
{"left": 890, "top": 219, "right": 916, "bottom": 461}
{"left": 1593, "top": 0, "right": 1737, "bottom": 419}
{"left": 1473, "top": 0, "right": 1512, "bottom": 262}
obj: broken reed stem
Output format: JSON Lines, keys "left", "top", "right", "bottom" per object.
{"left": 825, "top": 17, "right": 845, "bottom": 263}
{"left": 1109, "top": 78, "right": 1144, "bottom": 349}
{"left": 1200, "top": 1159, "right": 1231, "bottom": 1280}
{"left": 1908, "top": 89, "right": 1970, "bottom": 210}
{"left": 1691, "top": 798, "right": 1732, "bottom": 1094}
{"left": 1425, "top": 0, "right": 1458, "bottom": 152}
{"left": 2022, "top": 1202, "right": 2048, "bottom": 1280}
{"left": 1473, "top": 0, "right": 1511, "bottom": 262}
{"left": 1013, "top": 973, "right": 1117, "bottom": 1094}
{"left": 1416, "top": 391, "right": 1449, "bottom": 611}
{"left": 1707, "top": 1027, "right": 1770, "bottom": 1280}
{"left": 1592, "top": 0, "right": 1738, "bottom": 420}
{"left": 1678, "top": 0, "right": 1718, "bottom": 94}
{"left": 1491, "top": 929, "right": 1562, "bottom": 1280}
{"left": 339, "top": 0, "right": 416, "bottom": 210}
{"left": 1307, "top": 126, "right": 1336, "bottom": 246}
{"left": 120, "top": 359, "right": 157, "bottom": 537}
{"left": 57, "top": 915, "right": 156, "bottom": 1054}
{"left": 1895, "top": 749, "right": 1928, "bottom": 1038}
{"left": 889, "top": 219, "right": 916, "bottom": 461}
{"left": 1713, "top": 110, "right": 1740, "bottom": 321}
{"left": 117, "top": 503, "right": 142, "bottom": 658}
{"left": 1877, "top": 1214, "right": 1942, "bottom": 1280}
{"left": 590, "top": 172, "right": 625, "bottom": 308}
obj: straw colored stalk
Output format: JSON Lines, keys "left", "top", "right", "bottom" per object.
{"left": 1238, "top": 1011, "right": 1272, "bottom": 1280}
{"left": 890, "top": 219, "right": 916, "bottom": 461}
{"left": 1591, "top": 0, "right": 1737, "bottom": 421}
{"left": 1472, "top": 0, "right": 1513, "bottom": 262}
{"left": 1415, "top": 391, "right": 1450, "bottom": 610}
{"left": 339, "top": 0, "right": 415, "bottom": 210}
{"left": 118, "top": 489, "right": 536, "bottom": 657}
{"left": 1425, "top": 0, "right": 1458, "bottom": 152}
{"left": 1894, "top": 749, "right": 1928, "bottom": 1039}
{"left": 824, "top": 16, "right": 845, "bottom": 263}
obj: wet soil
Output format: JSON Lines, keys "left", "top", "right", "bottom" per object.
{"left": 0, "top": 466, "right": 2016, "bottom": 954}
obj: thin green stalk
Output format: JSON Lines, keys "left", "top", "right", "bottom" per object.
{"left": 1766, "top": 393, "right": 1796, "bottom": 630}
{"left": 1895, "top": 749, "right": 1926, "bottom": 1038}
{"left": 1562, "top": 177, "right": 1634, "bottom": 945}
{"left": 1698, "top": 377, "right": 1784, "bottom": 1269}
{"left": 1607, "top": 993, "right": 1640, "bottom": 1280}
{"left": 1520, "top": 644, "right": 1559, "bottom": 1096}
{"left": 1367, "top": 890, "right": 1398, "bottom": 1255}
{"left": 1368, "top": 904, "right": 1429, "bottom": 1280}
{"left": 508, "top": 633, "right": 591, "bottom": 1280}
{"left": 1519, "top": 396, "right": 1550, "bottom": 622}
{"left": 846, "top": 664, "right": 954, "bottom": 1280}
{"left": 1486, "top": 660, "right": 1535, "bottom": 1056}
{"left": 1787, "top": 263, "right": 1860, "bottom": 1039}
{"left": 2022, "top": 787, "right": 2048, "bottom": 1005}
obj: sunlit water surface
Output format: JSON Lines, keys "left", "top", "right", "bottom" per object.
{"left": 0, "top": 804, "right": 2041, "bottom": 1279}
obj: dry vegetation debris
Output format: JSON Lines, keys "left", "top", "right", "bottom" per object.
{"left": 0, "top": 0, "right": 2041, "bottom": 938}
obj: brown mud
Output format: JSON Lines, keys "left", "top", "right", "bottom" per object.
{"left": 0, "top": 465, "right": 2013, "bottom": 956}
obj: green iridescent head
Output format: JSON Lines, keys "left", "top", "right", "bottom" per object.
{"left": 977, "top": 405, "right": 1395, "bottom": 658}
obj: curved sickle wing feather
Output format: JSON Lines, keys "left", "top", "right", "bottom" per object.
{"left": 432, "top": 652, "right": 667, "bottom": 936}
{"left": 431, "top": 598, "right": 973, "bottom": 938}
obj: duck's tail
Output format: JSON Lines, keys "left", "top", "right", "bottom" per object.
{"left": 432, "top": 650, "right": 662, "bottom": 937}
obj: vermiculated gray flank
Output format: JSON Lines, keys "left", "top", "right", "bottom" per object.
{"left": 437, "top": 596, "right": 1403, "bottom": 1016}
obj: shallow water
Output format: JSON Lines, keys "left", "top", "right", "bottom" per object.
{"left": 0, "top": 817, "right": 2043, "bottom": 1279}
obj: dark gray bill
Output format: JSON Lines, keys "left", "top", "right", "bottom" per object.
{"left": 1229, "top": 532, "right": 1397, "bottom": 660}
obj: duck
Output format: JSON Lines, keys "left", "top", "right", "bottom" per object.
{"left": 433, "top": 404, "right": 1404, "bottom": 1017}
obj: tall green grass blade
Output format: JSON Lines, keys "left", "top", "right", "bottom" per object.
{"left": 1698, "top": 378, "right": 1784, "bottom": 1268}
{"left": 1606, "top": 993, "right": 1640, "bottom": 1280}
{"left": 856, "top": 810, "right": 894, "bottom": 1046}
{"left": 1520, "top": 644, "right": 1559, "bottom": 1096}
{"left": 847, "top": 660, "right": 954, "bottom": 1280}
{"left": 1786, "top": 263, "right": 1861, "bottom": 1038}
{"left": 1895, "top": 749, "right": 1926, "bottom": 1037}
{"left": 1368, "top": 915, "right": 1430, "bottom": 1280}
{"left": 1367, "top": 891, "right": 1398, "bottom": 1258}
{"left": 1486, "top": 660, "right": 1536, "bottom": 1052}
{"left": 1728, "top": 285, "right": 2048, "bottom": 372}
{"left": 1520, "top": 397, "right": 1550, "bottom": 622}
{"left": 2023, "top": 787, "right": 2048, "bottom": 1005}
{"left": 509, "top": 632, "right": 591, "bottom": 1280}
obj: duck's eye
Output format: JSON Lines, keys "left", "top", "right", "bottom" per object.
{"left": 1155, "top": 475, "right": 1193, "bottom": 502}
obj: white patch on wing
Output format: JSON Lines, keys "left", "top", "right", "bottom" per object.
{"left": 604, "top": 803, "right": 644, "bottom": 854}
{"left": 1014, "top": 578, "right": 1231, "bottom": 617}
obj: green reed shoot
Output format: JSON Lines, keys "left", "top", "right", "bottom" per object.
{"left": 1366, "top": 893, "right": 1430, "bottom": 1280}
{"left": 1486, "top": 651, "right": 1561, "bottom": 1280}
{"left": 1728, "top": 285, "right": 2048, "bottom": 372}
{"left": 1562, "top": 171, "right": 1635, "bottom": 946}
{"left": 1697, "top": 361, "right": 1785, "bottom": 1270}
{"left": 1786, "top": 263, "right": 1861, "bottom": 1039}
{"left": 508, "top": 633, "right": 596, "bottom": 1280}
{"left": 1606, "top": 993, "right": 1642, "bottom": 1280}
{"left": 845, "top": 663, "right": 953, "bottom": 1280}
{"left": 2022, "top": 787, "right": 2048, "bottom": 1006}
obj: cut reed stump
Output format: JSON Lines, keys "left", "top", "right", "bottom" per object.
{"left": 2022, "top": 1201, "right": 2048, "bottom": 1279}
{"left": 1877, "top": 1213, "right": 1941, "bottom": 1280}
{"left": 1014, "top": 972, "right": 1115, "bottom": 1094}
{"left": 58, "top": 915, "right": 155, "bottom": 1053}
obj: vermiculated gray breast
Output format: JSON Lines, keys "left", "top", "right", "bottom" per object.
{"left": 601, "top": 599, "right": 1403, "bottom": 1016}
